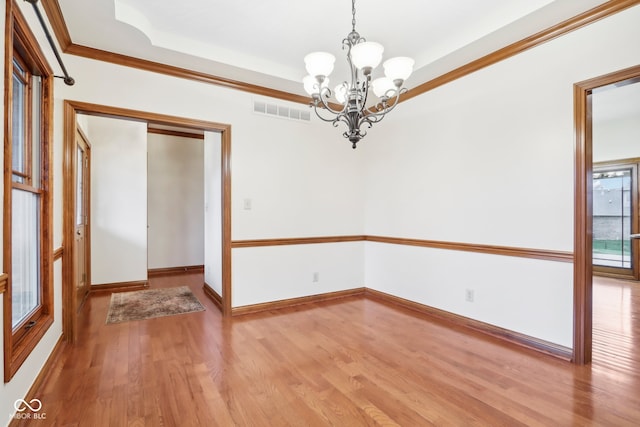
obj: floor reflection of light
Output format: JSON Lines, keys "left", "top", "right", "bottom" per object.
{"left": 592, "top": 277, "right": 636, "bottom": 383}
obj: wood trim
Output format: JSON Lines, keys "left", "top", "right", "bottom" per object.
{"left": 232, "top": 234, "right": 573, "bottom": 263}
{"left": 231, "top": 288, "right": 366, "bottom": 316}
{"left": 41, "top": 1, "right": 640, "bottom": 107}
{"left": 11, "top": 182, "right": 43, "bottom": 194}
{"left": 573, "top": 64, "right": 640, "bottom": 365}
{"left": 148, "top": 265, "right": 204, "bottom": 277}
{"left": 365, "top": 288, "right": 573, "bottom": 361}
{"left": 53, "top": 246, "right": 63, "bottom": 261}
{"left": 202, "top": 283, "right": 222, "bottom": 311}
{"left": 63, "top": 101, "right": 233, "bottom": 346}
{"left": 4, "top": 1, "right": 55, "bottom": 382}
{"left": 62, "top": 100, "right": 76, "bottom": 342}
{"left": 366, "top": 236, "right": 574, "bottom": 263}
{"left": 0, "top": 273, "right": 7, "bottom": 294}
{"left": 403, "top": 0, "right": 640, "bottom": 103}
{"left": 40, "top": 0, "right": 72, "bottom": 50}
{"left": 594, "top": 157, "right": 640, "bottom": 167}
{"left": 90, "top": 280, "right": 149, "bottom": 294}
{"left": 221, "top": 125, "right": 232, "bottom": 317}
{"left": 66, "top": 43, "right": 311, "bottom": 104}
{"left": 8, "top": 335, "right": 65, "bottom": 427}
{"left": 231, "top": 235, "right": 366, "bottom": 248}
{"left": 147, "top": 127, "right": 204, "bottom": 140}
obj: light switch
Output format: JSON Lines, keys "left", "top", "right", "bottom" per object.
{"left": 243, "top": 198, "right": 252, "bottom": 210}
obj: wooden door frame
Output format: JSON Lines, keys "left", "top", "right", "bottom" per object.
{"left": 62, "top": 100, "right": 232, "bottom": 342}
{"left": 75, "top": 127, "right": 92, "bottom": 310}
{"left": 573, "top": 64, "right": 640, "bottom": 364}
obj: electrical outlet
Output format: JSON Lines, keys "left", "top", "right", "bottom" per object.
{"left": 312, "top": 272, "right": 320, "bottom": 283}
{"left": 465, "top": 289, "right": 474, "bottom": 302}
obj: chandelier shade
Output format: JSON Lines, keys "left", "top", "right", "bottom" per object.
{"left": 350, "top": 42, "right": 384, "bottom": 72}
{"left": 371, "top": 77, "right": 396, "bottom": 99}
{"left": 304, "top": 52, "right": 336, "bottom": 78}
{"left": 383, "top": 57, "right": 415, "bottom": 82}
{"left": 302, "top": 0, "right": 413, "bottom": 148}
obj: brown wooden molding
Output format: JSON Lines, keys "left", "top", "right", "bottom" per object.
{"left": 8, "top": 335, "right": 65, "bottom": 427}
{"left": 231, "top": 235, "right": 366, "bottom": 248}
{"left": 53, "top": 246, "right": 63, "bottom": 261}
{"left": 365, "top": 235, "right": 574, "bottom": 263}
{"left": 232, "top": 288, "right": 366, "bottom": 316}
{"left": 63, "top": 100, "right": 233, "bottom": 321}
{"left": 403, "top": 0, "right": 640, "bottom": 103}
{"left": 147, "top": 127, "right": 204, "bottom": 140}
{"left": 594, "top": 157, "right": 640, "bottom": 168}
{"left": 572, "top": 64, "right": 640, "bottom": 365}
{"left": 40, "top": 0, "right": 72, "bottom": 50}
{"left": 232, "top": 234, "right": 573, "bottom": 263}
{"left": 90, "top": 280, "right": 149, "bottom": 294}
{"left": 148, "top": 265, "right": 204, "bottom": 277}
{"left": 0, "top": 273, "right": 7, "bottom": 294}
{"left": 364, "top": 288, "right": 573, "bottom": 361}
{"left": 203, "top": 283, "right": 222, "bottom": 312}
{"left": 42, "top": 1, "right": 639, "bottom": 107}
{"left": 66, "top": 43, "right": 311, "bottom": 104}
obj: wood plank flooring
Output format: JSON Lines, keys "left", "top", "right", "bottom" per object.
{"left": 15, "top": 274, "right": 640, "bottom": 426}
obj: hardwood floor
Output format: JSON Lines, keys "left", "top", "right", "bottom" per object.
{"left": 15, "top": 274, "right": 640, "bottom": 426}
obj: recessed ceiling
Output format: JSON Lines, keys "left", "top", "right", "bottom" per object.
{"left": 57, "top": 0, "right": 609, "bottom": 96}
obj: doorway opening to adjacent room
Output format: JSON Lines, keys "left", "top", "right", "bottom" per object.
{"left": 574, "top": 65, "right": 640, "bottom": 365}
{"left": 62, "top": 101, "right": 232, "bottom": 343}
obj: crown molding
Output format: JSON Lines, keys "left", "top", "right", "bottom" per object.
{"left": 42, "top": 0, "right": 640, "bottom": 105}
{"left": 402, "top": 0, "right": 640, "bottom": 103}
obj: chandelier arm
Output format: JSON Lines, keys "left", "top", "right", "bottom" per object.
{"left": 311, "top": 104, "right": 343, "bottom": 124}
{"left": 315, "top": 87, "right": 349, "bottom": 116}
{"left": 364, "top": 88, "right": 408, "bottom": 122}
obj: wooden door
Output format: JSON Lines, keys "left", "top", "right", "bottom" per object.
{"left": 75, "top": 129, "right": 91, "bottom": 310}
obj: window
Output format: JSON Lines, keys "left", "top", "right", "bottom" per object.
{"left": 3, "top": 5, "right": 54, "bottom": 382}
{"left": 592, "top": 161, "right": 639, "bottom": 280}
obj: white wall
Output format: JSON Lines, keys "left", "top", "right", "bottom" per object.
{"left": 593, "top": 83, "right": 640, "bottom": 162}
{"left": 84, "top": 115, "right": 148, "bottom": 285}
{"left": 362, "top": 5, "right": 640, "bottom": 347}
{"left": 204, "top": 131, "right": 223, "bottom": 295}
{"left": 147, "top": 132, "right": 204, "bottom": 269}
{"left": 233, "top": 242, "right": 365, "bottom": 307}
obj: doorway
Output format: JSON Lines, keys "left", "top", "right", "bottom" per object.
{"left": 574, "top": 65, "right": 640, "bottom": 364}
{"left": 62, "top": 100, "right": 232, "bottom": 343}
{"left": 74, "top": 127, "right": 91, "bottom": 311}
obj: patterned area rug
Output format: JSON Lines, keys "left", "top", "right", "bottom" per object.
{"left": 106, "top": 286, "right": 205, "bottom": 324}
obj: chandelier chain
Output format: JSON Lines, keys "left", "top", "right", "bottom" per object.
{"left": 351, "top": 0, "right": 356, "bottom": 32}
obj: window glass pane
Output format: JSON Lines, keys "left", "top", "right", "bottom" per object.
{"left": 12, "top": 173, "right": 24, "bottom": 184}
{"left": 12, "top": 72, "right": 26, "bottom": 176}
{"left": 593, "top": 169, "right": 632, "bottom": 269}
{"left": 31, "top": 75, "right": 42, "bottom": 185}
{"left": 11, "top": 189, "right": 41, "bottom": 327}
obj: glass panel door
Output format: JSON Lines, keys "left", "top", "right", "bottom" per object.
{"left": 592, "top": 168, "right": 632, "bottom": 269}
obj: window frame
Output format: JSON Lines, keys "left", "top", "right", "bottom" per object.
{"left": 592, "top": 158, "right": 640, "bottom": 281}
{"left": 3, "top": 2, "right": 54, "bottom": 383}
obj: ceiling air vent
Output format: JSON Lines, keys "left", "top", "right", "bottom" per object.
{"left": 254, "top": 100, "right": 311, "bottom": 123}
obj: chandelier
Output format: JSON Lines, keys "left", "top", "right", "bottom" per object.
{"left": 303, "top": 0, "right": 414, "bottom": 149}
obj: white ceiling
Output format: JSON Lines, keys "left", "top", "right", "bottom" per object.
{"left": 57, "top": 0, "right": 610, "bottom": 97}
